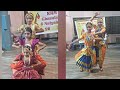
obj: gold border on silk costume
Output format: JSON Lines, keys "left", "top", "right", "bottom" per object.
{"left": 75, "top": 47, "right": 96, "bottom": 66}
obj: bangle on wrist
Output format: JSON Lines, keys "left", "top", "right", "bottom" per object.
{"left": 31, "top": 65, "right": 33, "bottom": 68}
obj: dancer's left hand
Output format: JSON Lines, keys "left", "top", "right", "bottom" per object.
{"left": 67, "top": 44, "right": 72, "bottom": 51}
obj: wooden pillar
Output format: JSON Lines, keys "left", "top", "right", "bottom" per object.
{"left": 58, "top": 11, "right": 66, "bottom": 79}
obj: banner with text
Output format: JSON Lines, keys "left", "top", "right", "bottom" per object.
{"left": 29, "top": 11, "right": 58, "bottom": 35}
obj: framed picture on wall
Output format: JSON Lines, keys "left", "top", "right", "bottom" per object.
{"left": 73, "top": 17, "right": 106, "bottom": 44}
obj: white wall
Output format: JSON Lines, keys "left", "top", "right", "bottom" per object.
{"left": 69, "top": 11, "right": 120, "bottom": 18}
{"left": 66, "top": 11, "right": 74, "bottom": 43}
{"left": 66, "top": 11, "right": 120, "bottom": 43}
{"left": 8, "top": 11, "right": 24, "bottom": 33}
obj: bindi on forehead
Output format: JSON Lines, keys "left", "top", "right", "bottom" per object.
{"left": 86, "top": 25, "right": 92, "bottom": 28}
{"left": 98, "top": 22, "right": 103, "bottom": 23}
{"left": 87, "top": 26, "right": 92, "bottom": 28}
{"left": 26, "top": 15, "right": 33, "bottom": 19}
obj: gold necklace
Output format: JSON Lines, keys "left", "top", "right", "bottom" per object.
{"left": 24, "top": 55, "right": 30, "bottom": 66}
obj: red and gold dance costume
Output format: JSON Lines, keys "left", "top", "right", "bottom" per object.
{"left": 94, "top": 26, "right": 106, "bottom": 68}
{"left": 10, "top": 38, "right": 47, "bottom": 79}
{"left": 75, "top": 33, "right": 96, "bottom": 72}
{"left": 10, "top": 53, "right": 42, "bottom": 79}
{"left": 10, "top": 13, "right": 46, "bottom": 79}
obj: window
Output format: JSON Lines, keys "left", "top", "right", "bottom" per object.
{"left": 105, "top": 16, "right": 120, "bottom": 34}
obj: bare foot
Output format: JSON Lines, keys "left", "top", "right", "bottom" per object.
{"left": 80, "top": 69, "right": 83, "bottom": 72}
{"left": 90, "top": 69, "right": 94, "bottom": 73}
{"left": 93, "top": 64, "right": 97, "bottom": 67}
{"left": 100, "top": 68, "right": 103, "bottom": 71}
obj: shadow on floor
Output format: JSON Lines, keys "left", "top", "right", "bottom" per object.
{"left": 91, "top": 68, "right": 100, "bottom": 73}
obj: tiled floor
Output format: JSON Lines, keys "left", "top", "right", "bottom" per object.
{"left": 66, "top": 44, "right": 120, "bottom": 79}
{"left": 1, "top": 40, "right": 58, "bottom": 79}
{"left": 1, "top": 41, "right": 120, "bottom": 79}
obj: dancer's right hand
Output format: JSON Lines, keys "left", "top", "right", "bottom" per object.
{"left": 68, "top": 44, "right": 71, "bottom": 51}
{"left": 12, "top": 44, "right": 21, "bottom": 48}
{"left": 95, "top": 12, "right": 100, "bottom": 17}
{"left": 16, "top": 46, "right": 21, "bottom": 48}
{"left": 12, "top": 61, "right": 18, "bottom": 63}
